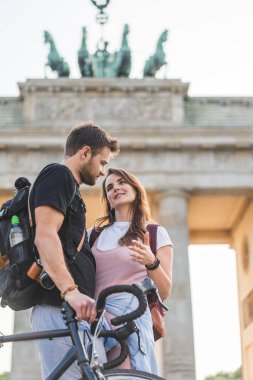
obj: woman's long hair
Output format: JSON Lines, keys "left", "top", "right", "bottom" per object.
{"left": 94, "top": 168, "right": 152, "bottom": 246}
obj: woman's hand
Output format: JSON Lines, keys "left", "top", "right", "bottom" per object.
{"left": 129, "top": 232, "right": 156, "bottom": 266}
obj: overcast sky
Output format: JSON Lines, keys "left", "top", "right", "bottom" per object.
{"left": 0, "top": 0, "right": 253, "bottom": 97}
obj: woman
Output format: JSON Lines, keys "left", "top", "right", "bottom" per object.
{"left": 88, "top": 168, "right": 173, "bottom": 374}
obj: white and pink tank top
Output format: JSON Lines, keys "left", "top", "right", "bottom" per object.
{"left": 88, "top": 222, "right": 173, "bottom": 299}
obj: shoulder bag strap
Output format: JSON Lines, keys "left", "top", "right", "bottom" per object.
{"left": 146, "top": 224, "right": 159, "bottom": 256}
{"left": 89, "top": 225, "right": 158, "bottom": 251}
{"left": 89, "top": 228, "right": 101, "bottom": 248}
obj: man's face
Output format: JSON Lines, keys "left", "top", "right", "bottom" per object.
{"left": 79, "top": 146, "right": 111, "bottom": 186}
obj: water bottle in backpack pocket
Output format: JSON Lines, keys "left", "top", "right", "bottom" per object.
{"left": 0, "top": 178, "right": 41, "bottom": 310}
{"left": 0, "top": 168, "right": 76, "bottom": 310}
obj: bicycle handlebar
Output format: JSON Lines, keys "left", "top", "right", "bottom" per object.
{"left": 96, "top": 283, "right": 147, "bottom": 325}
{"left": 90, "top": 278, "right": 155, "bottom": 370}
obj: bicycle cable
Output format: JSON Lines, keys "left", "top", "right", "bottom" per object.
{"left": 91, "top": 309, "right": 107, "bottom": 379}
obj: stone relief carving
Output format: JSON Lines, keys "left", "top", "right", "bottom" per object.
{"left": 33, "top": 94, "right": 172, "bottom": 121}
{"left": 35, "top": 97, "right": 89, "bottom": 120}
{"left": 91, "top": 97, "right": 139, "bottom": 119}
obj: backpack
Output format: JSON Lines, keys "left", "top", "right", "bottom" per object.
{"left": 0, "top": 165, "right": 79, "bottom": 311}
{"left": 89, "top": 224, "right": 166, "bottom": 341}
{"left": 0, "top": 176, "right": 40, "bottom": 310}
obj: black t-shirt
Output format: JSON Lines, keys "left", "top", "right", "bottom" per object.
{"left": 30, "top": 163, "right": 96, "bottom": 306}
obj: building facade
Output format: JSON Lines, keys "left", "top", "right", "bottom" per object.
{"left": 0, "top": 78, "right": 253, "bottom": 380}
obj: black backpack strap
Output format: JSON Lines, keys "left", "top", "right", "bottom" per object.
{"left": 65, "top": 182, "right": 82, "bottom": 260}
{"left": 70, "top": 185, "right": 87, "bottom": 254}
{"left": 146, "top": 224, "right": 159, "bottom": 256}
{"left": 89, "top": 228, "right": 101, "bottom": 248}
{"left": 68, "top": 182, "right": 78, "bottom": 209}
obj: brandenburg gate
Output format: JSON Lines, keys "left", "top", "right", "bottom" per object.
{"left": 0, "top": 77, "right": 253, "bottom": 380}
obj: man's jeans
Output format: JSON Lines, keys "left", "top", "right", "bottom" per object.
{"left": 31, "top": 304, "right": 115, "bottom": 380}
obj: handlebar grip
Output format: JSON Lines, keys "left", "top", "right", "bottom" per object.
{"left": 96, "top": 321, "right": 136, "bottom": 341}
{"left": 103, "top": 339, "right": 129, "bottom": 370}
{"left": 96, "top": 284, "right": 147, "bottom": 325}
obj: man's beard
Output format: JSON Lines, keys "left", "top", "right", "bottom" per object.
{"left": 79, "top": 161, "right": 96, "bottom": 186}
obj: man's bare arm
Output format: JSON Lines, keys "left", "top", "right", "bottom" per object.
{"left": 34, "top": 206, "right": 96, "bottom": 323}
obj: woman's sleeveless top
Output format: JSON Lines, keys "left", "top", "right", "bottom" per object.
{"left": 92, "top": 240, "right": 148, "bottom": 299}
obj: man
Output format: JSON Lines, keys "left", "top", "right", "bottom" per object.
{"left": 30, "top": 122, "right": 120, "bottom": 379}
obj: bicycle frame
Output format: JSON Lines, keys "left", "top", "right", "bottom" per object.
{"left": 0, "top": 278, "right": 166, "bottom": 380}
{"left": 0, "top": 304, "right": 97, "bottom": 380}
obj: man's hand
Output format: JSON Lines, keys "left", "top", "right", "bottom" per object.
{"left": 64, "top": 289, "right": 97, "bottom": 323}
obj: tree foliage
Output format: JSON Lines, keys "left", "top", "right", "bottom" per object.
{"left": 205, "top": 368, "right": 241, "bottom": 380}
{"left": 0, "top": 373, "right": 9, "bottom": 380}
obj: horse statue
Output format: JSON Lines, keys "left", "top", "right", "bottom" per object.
{"left": 78, "top": 27, "right": 92, "bottom": 77}
{"left": 102, "top": 24, "right": 131, "bottom": 77}
{"left": 44, "top": 31, "right": 70, "bottom": 77}
{"left": 115, "top": 24, "right": 131, "bottom": 77}
{"left": 143, "top": 29, "right": 169, "bottom": 77}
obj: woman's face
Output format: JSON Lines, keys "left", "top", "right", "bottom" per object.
{"left": 105, "top": 173, "right": 137, "bottom": 210}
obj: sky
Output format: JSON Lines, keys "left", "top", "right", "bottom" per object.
{"left": 0, "top": 0, "right": 244, "bottom": 378}
{"left": 188, "top": 246, "right": 241, "bottom": 380}
{"left": 0, "top": 0, "right": 253, "bottom": 97}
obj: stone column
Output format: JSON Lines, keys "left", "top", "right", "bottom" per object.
{"left": 11, "top": 310, "right": 41, "bottom": 380}
{"left": 156, "top": 189, "right": 195, "bottom": 380}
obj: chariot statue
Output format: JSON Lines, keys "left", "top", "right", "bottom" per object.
{"left": 77, "top": 24, "right": 131, "bottom": 78}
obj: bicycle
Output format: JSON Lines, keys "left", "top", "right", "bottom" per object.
{"left": 0, "top": 277, "right": 166, "bottom": 380}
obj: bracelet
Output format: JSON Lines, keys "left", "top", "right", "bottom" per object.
{"left": 60, "top": 284, "right": 78, "bottom": 299}
{"left": 145, "top": 258, "right": 160, "bottom": 271}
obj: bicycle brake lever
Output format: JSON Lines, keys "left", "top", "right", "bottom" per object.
{"left": 134, "top": 277, "right": 156, "bottom": 293}
{"left": 135, "top": 277, "right": 169, "bottom": 311}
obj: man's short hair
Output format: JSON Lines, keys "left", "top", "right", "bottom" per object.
{"left": 65, "top": 121, "right": 120, "bottom": 157}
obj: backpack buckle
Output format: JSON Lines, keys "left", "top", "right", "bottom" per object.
{"left": 0, "top": 207, "right": 8, "bottom": 220}
{"left": 9, "top": 263, "right": 20, "bottom": 275}
{"left": 70, "top": 204, "right": 77, "bottom": 213}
